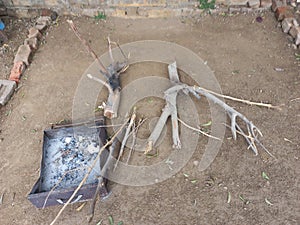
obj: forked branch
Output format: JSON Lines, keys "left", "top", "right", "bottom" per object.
{"left": 145, "top": 62, "right": 274, "bottom": 157}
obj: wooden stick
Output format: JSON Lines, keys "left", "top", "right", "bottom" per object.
{"left": 67, "top": 20, "right": 108, "bottom": 74}
{"left": 87, "top": 137, "right": 119, "bottom": 222}
{"left": 114, "top": 108, "right": 136, "bottom": 170}
{"left": 195, "top": 86, "right": 282, "bottom": 110}
{"left": 177, "top": 118, "right": 221, "bottom": 141}
{"left": 50, "top": 121, "right": 128, "bottom": 225}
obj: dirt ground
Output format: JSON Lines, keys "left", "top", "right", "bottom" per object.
{"left": 0, "top": 12, "right": 299, "bottom": 225}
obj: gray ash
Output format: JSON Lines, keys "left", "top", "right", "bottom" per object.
{"left": 40, "top": 133, "right": 101, "bottom": 192}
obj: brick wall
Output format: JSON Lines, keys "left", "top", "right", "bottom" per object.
{"left": 0, "top": 0, "right": 268, "bottom": 17}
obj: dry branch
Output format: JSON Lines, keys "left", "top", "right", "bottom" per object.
{"left": 67, "top": 20, "right": 128, "bottom": 119}
{"left": 145, "top": 61, "right": 273, "bottom": 157}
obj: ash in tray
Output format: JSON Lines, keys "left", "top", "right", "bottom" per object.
{"left": 40, "top": 134, "right": 101, "bottom": 192}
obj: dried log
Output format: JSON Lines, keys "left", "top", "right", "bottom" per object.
{"left": 145, "top": 62, "right": 182, "bottom": 153}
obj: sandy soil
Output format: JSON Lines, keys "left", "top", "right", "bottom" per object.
{"left": 0, "top": 12, "right": 299, "bottom": 225}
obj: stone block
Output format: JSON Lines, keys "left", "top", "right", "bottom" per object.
{"left": 0, "top": 80, "right": 16, "bottom": 106}
{"left": 260, "top": 0, "right": 272, "bottom": 8}
{"left": 35, "top": 23, "right": 47, "bottom": 31}
{"left": 281, "top": 18, "right": 293, "bottom": 33}
{"left": 36, "top": 16, "right": 51, "bottom": 25}
{"left": 14, "top": 44, "right": 31, "bottom": 66}
{"left": 248, "top": 0, "right": 260, "bottom": 8}
{"left": 24, "top": 37, "right": 38, "bottom": 50}
{"left": 229, "top": 0, "right": 248, "bottom": 6}
{"left": 28, "top": 27, "right": 42, "bottom": 39}
{"left": 289, "top": 25, "right": 300, "bottom": 38}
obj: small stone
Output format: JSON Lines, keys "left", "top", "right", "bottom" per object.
{"left": 289, "top": 25, "right": 300, "bottom": 38}
{"left": 193, "top": 160, "right": 199, "bottom": 166}
{"left": 0, "top": 80, "right": 17, "bottom": 105}
{"left": 292, "top": 44, "right": 298, "bottom": 49}
{"left": 24, "top": 37, "right": 38, "bottom": 49}
{"left": 35, "top": 23, "right": 47, "bottom": 31}
{"left": 9, "top": 61, "right": 26, "bottom": 83}
{"left": 14, "top": 45, "right": 31, "bottom": 66}
{"left": 41, "top": 9, "right": 58, "bottom": 21}
{"left": 295, "top": 33, "right": 300, "bottom": 45}
{"left": 281, "top": 18, "right": 293, "bottom": 33}
{"left": 229, "top": 0, "right": 248, "bottom": 6}
{"left": 36, "top": 16, "right": 51, "bottom": 25}
{"left": 292, "top": 18, "right": 299, "bottom": 27}
{"left": 28, "top": 27, "right": 42, "bottom": 39}
{"left": 248, "top": 0, "right": 260, "bottom": 8}
{"left": 261, "top": 0, "right": 272, "bottom": 8}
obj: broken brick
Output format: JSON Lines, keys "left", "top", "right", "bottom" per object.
{"left": 14, "top": 44, "right": 31, "bottom": 66}
{"left": 28, "top": 27, "right": 42, "bottom": 39}
{"left": 9, "top": 61, "right": 26, "bottom": 83}
{"left": 281, "top": 18, "right": 293, "bottom": 33}
{"left": 272, "top": 0, "right": 286, "bottom": 11}
{"left": 275, "top": 6, "right": 293, "bottom": 21}
{"left": 24, "top": 37, "right": 38, "bottom": 50}
{"left": 0, "top": 80, "right": 17, "bottom": 105}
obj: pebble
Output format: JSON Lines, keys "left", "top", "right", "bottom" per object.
{"left": 193, "top": 160, "right": 199, "bottom": 166}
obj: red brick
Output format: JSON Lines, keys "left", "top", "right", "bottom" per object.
{"left": 9, "top": 61, "right": 26, "bottom": 83}
{"left": 272, "top": 0, "right": 286, "bottom": 12}
{"left": 275, "top": 6, "right": 293, "bottom": 21}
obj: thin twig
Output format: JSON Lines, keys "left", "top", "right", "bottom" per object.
{"left": 114, "top": 109, "right": 136, "bottom": 170}
{"left": 178, "top": 118, "right": 221, "bottom": 141}
{"left": 87, "top": 137, "right": 118, "bottom": 223}
{"left": 107, "top": 36, "right": 114, "bottom": 63}
{"left": 67, "top": 20, "right": 108, "bottom": 74}
{"left": 126, "top": 118, "right": 146, "bottom": 164}
{"left": 88, "top": 124, "right": 124, "bottom": 129}
{"left": 50, "top": 121, "right": 128, "bottom": 225}
{"left": 195, "top": 86, "right": 282, "bottom": 110}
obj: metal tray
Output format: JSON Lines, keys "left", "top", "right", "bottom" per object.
{"left": 28, "top": 118, "right": 110, "bottom": 208}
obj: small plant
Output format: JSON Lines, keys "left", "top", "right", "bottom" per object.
{"left": 94, "top": 12, "right": 106, "bottom": 20}
{"left": 198, "top": 0, "right": 216, "bottom": 10}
